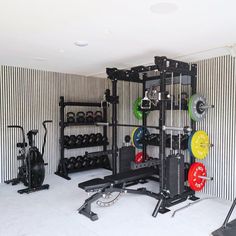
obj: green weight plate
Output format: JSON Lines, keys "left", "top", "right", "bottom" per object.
{"left": 133, "top": 97, "right": 150, "bottom": 120}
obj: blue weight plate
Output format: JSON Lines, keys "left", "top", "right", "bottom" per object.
{"left": 133, "top": 127, "right": 150, "bottom": 149}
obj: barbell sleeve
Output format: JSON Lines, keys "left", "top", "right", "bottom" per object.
{"left": 198, "top": 176, "right": 213, "bottom": 181}
{"left": 200, "top": 104, "right": 215, "bottom": 110}
{"left": 96, "top": 122, "right": 110, "bottom": 126}
{"left": 163, "top": 126, "right": 192, "bottom": 133}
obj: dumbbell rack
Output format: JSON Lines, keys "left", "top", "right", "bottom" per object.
{"left": 55, "top": 96, "right": 109, "bottom": 180}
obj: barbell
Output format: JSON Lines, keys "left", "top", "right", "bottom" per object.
{"left": 96, "top": 122, "right": 192, "bottom": 133}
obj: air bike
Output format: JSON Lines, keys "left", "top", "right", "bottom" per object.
{"left": 5, "top": 120, "right": 52, "bottom": 194}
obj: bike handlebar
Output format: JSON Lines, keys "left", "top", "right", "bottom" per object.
{"left": 7, "top": 125, "right": 24, "bottom": 129}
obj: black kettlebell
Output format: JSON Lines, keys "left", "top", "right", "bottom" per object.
{"left": 94, "top": 111, "right": 103, "bottom": 122}
{"left": 76, "top": 111, "right": 85, "bottom": 123}
{"left": 95, "top": 133, "right": 103, "bottom": 144}
{"left": 82, "top": 134, "right": 89, "bottom": 146}
{"left": 74, "top": 156, "right": 83, "bottom": 169}
{"left": 75, "top": 134, "right": 83, "bottom": 147}
{"left": 86, "top": 111, "right": 94, "bottom": 123}
{"left": 88, "top": 133, "right": 96, "bottom": 145}
{"left": 67, "top": 112, "right": 75, "bottom": 123}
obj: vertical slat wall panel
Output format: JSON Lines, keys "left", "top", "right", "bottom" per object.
{"left": 0, "top": 66, "right": 108, "bottom": 182}
{"left": 196, "top": 55, "right": 236, "bottom": 200}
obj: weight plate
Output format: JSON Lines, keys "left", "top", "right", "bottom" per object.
{"left": 188, "top": 132, "right": 195, "bottom": 157}
{"left": 133, "top": 97, "right": 149, "bottom": 120}
{"left": 131, "top": 127, "right": 150, "bottom": 149}
{"left": 191, "top": 130, "right": 209, "bottom": 159}
{"left": 188, "top": 94, "right": 207, "bottom": 122}
{"left": 135, "top": 152, "right": 144, "bottom": 164}
{"left": 188, "top": 162, "right": 207, "bottom": 191}
{"left": 134, "top": 152, "right": 149, "bottom": 164}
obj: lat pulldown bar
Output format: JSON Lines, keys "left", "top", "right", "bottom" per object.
{"left": 96, "top": 122, "right": 192, "bottom": 133}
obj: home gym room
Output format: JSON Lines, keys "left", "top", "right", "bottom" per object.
{"left": 0, "top": 0, "right": 236, "bottom": 236}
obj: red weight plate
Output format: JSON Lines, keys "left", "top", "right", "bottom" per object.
{"left": 135, "top": 152, "right": 144, "bottom": 164}
{"left": 188, "top": 162, "right": 207, "bottom": 192}
{"left": 134, "top": 152, "right": 149, "bottom": 164}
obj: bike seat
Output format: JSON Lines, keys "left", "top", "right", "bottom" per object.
{"left": 27, "top": 130, "right": 38, "bottom": 136}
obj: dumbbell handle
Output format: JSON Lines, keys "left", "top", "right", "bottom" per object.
{"left": 198, "top": 176, "right": 213, "bottom": 181}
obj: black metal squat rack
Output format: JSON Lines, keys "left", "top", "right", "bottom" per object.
{"left": 55, "top": 96, "right": 109, "bottom": 180}
{"left": 106, "top": 56, "right": 198, "bottom": 213}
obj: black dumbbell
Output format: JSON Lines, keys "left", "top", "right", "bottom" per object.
{"left": 68, "top": 135, "right": 77, "bottom": 147}
{"left": 94, "top": 111, "right": 103, "bottom": 122}
{"left": 94, "top": 156, "right": 101, "bottom": 167}
{"left": 74, "top": 156, "right": 83, "bottom": 169}
{"left": 95, "top": 133, "right": 103, "bottom": 144}
{"left": 101, "top": 135, "right": 108, "bottom": 144}
{"left": 67, "top": 112, "right": 75, "bottom": 123}
{"left": 101, "top": 155, "right": 110, "bottom": 168}
{"left": 76, "top": 112, "right": 85, "bottom": 123}
{"left": 67, "top": 157, "right": 76, "bottom": 170}
{"left": 81, "top": 156, "right": 89, "bottom": 168}
{"left": 87, "top": 157, "right": 96, "bottom": 168}
{"left": 75, "top": 135, "right": 83, "bottom": 147}
{"left": 88, "top": 133, "right": 96, "bottom": 145}
{"left": 82, "top": 134, "right": 89, "bottom": 146}
{"left": 63, "top": 135, "right": 70, "bottom": 146}
{"left": 86, "top": 111, "right": 94, "bottom": 123}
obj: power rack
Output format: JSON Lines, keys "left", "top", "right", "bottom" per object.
{"left": 106, "top": 56, "right": 198, "bottom": 213}
{"left": 55, "top": 96, "right": 109, "bottom": 180}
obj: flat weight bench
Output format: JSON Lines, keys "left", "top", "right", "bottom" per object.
{"left": 78, "top": 167, "right": 158, "bottom": 221}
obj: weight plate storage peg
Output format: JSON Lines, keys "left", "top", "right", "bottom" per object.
{"left": 189, "top": 130, "right": 210, "bottom": 160}
{"left": 131, "top": 127, "right": 150, "bottom": 149}
{"left": 188, "top": 162, "right": 208, "bottom": 191}
{"left": 188, "top": 94, "right": 214, "bottom": 122}
{"left": 133, "top": 97, "right": 149, "bottom": 120}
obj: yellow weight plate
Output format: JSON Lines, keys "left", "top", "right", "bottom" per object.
{"left": 191, "top": 130, "right": 209, "bottom": 159}
{"left": 131, "top": 128, "right": 138, "bottom": 146}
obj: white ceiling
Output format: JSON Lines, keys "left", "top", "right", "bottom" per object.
{"left": 0, "top": 0, "right": 236, "bottom": 76}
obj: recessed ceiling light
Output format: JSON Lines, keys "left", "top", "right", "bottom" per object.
{"left": 74, "top": 41, "right": 88, "bottom": 47}
{"left": 150, "top": 2, "right": 178, "bottom": 14}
